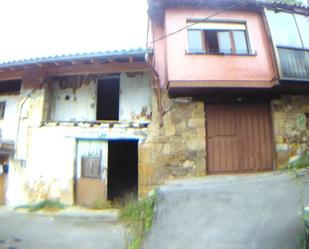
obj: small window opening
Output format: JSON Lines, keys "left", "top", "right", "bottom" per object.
{"left": 0, "top": 80, "right": 21, "bottom": 95}
{"left": 96, "top": 78, "right": 120, "bottom": 121}
{"left": 0, "top": 102, "right": 6, "bottom": 120}
{"left": 81, "top": 156, "right": 101, "bottom": 179}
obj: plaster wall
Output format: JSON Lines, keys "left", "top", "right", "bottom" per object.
{"left": 119, "top": 72, "right": 152, "bottom": 121}
{"left": 49, "top": 72, "right": 152, "bottom": 122}
{"left": 6, "top": 124, "right": 148, "bottom": 206}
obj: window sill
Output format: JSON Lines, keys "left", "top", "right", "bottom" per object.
{"left": 185, "top": 50, "right": 257, "bottom": 56}
{"left": 41, "top": 120, "right": 150, "bottom": 128}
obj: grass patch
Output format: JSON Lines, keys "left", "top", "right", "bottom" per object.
{"left": 287, "top": 154, "right": 309, "bottom": 170}
{"left": 120, "top": 191, "right": 157, "bottom": 249}
{"left": 15, "top": 199, "right": 65, "bottom": 212}
{"left": 92, "top": 199, "right": 113, "bottom": 210}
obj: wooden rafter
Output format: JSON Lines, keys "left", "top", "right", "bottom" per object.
{"left": 0, "top": 61, "right": 148, "bottom": 81}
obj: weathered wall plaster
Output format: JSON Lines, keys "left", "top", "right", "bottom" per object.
{"left": 49, "top": 80, "right": 96, "bottom": 121}
{"left": 119, "top": 72, "right": 152, "bottom": 121}
{"left": 0, "top": 92, "right": 25, "bottom": 142}
{"left": 49, "top": 72, "right": 152, "bottom": 122}
{"left": 6, "top": 124, "right": 148, "bottom": 206}
{"left": 2, "top": 71, "right": 152, "bottom": 206}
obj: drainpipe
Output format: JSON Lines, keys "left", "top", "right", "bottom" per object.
{"left": 145, "top": 52, "right": 164, "bottom": 127}
{"left": 15, "top": 82, "right": 44, "bottom": 160}
{"left": 261, "top": 7, "right": 280, "bottom": 85}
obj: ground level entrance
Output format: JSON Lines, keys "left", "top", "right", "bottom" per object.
{"left": 107, "top": 140, "right": 138, "bottom": 200}
{"left": 75, "top": 139, "right": 138, "bottom": 206}
{"left": 0, "top": 156, "right": 8, "bottom": 205}
{"left": 205, "top": 103, "right": 274, "bottom": 174}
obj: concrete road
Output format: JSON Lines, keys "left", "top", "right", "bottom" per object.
{"left": 0, "top": 209, "right": 129, "bottom": 249}
{"left": 144, "top": 169, "right": 309, "bottom": 249}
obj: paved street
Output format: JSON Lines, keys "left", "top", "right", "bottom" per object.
{"left": 144, "top": 169, "right": 309, "bottom": 249}
{"left": 0, "top": 208, "right": 129, "bottom": 249}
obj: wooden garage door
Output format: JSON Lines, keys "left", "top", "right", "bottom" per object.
{"left": 206, "top": 103, "right": 274, "bottom": 173}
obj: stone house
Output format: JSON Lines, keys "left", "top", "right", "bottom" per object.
{"left": 0, "top": 49, "right": 154, "bottom": 206}
{"left": 0, "top": 0, "right": 309, "bottom": 207}
{"left": 139, "top": 0, "right": 309, "bottom": 194}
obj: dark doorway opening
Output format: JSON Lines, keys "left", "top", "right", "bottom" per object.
{"left": 0, "top": 155, "right": 9, "bottom": 205}
{"left": 107, "top": 140, "right": 138, "bottom": 201}
{"left": 96, "top": 78, "right": 120, "bottom": 121}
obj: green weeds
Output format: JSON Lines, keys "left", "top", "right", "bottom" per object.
{"left": 288, "top": 154, "right": 309, "bottom": 170}
{"left": 15, "top": 199, "right": 65, "bottom": 212}
{"left": 120, "top": 191, "right": 157, "bottom": 249}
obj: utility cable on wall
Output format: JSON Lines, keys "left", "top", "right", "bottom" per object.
{"left": 147, "top": 1, "right": 248, "bottom": 45}
{"left": 144, "top": 1, "right": 248, "bottom": 126}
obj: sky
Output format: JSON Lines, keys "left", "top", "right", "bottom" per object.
{"left": 0, "top": 0, "right": 148, "bottom": 63}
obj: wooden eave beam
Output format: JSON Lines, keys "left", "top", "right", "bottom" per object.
{"left": 53, "top": 62, "right": 149, "bottom": 76}
{"left": 169, "top": 80, "right": 277, "bottom": 89}
{"left": 0, "top": 70, "right": 23, "bottom": 81}
{"left": 0, "top": 61, "right": 149, "bottom": 81}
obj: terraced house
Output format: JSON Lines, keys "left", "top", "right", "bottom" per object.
{"left": 0, "top": 49, "right": 153, "bottom": 206}
{"left": 0, "top": 0, "right": 308, "bottom": 207}
{"left": 141, "top": 0, "right": 309, "bottom": 192}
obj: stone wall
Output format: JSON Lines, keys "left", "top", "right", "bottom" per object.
{"left": 271, "top": 95, "right": 309, "bottom": 169}
{"left": 139, "top": 93, "right": 206, "bottom": 197}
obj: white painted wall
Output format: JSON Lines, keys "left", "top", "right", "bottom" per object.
{"left": 5, "top": 124, "right": 147, "bottom": 206}
{"left": 49, "top": 73, "right": 152, "bottom": 122}
{"left": 3, "top": 72, "right": 152, "bottom": 206}
{"left": 50, "top": 81, "right": 96, "bottom": 121}
{"left": 119, "top": 72, "right": 152, "bottom": 121}
{"left": 0, "top": 94, "right": 23, "bottom": 141}
{"left": 6, "top": 126, "right": 76, "bottom": 206}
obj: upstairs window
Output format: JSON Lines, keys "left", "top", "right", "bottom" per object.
{"left": 187, "top": 21, "right": 252, "bottom": 55}
{"left": 265, "top": 10, "right": 309, "bottom": 50}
